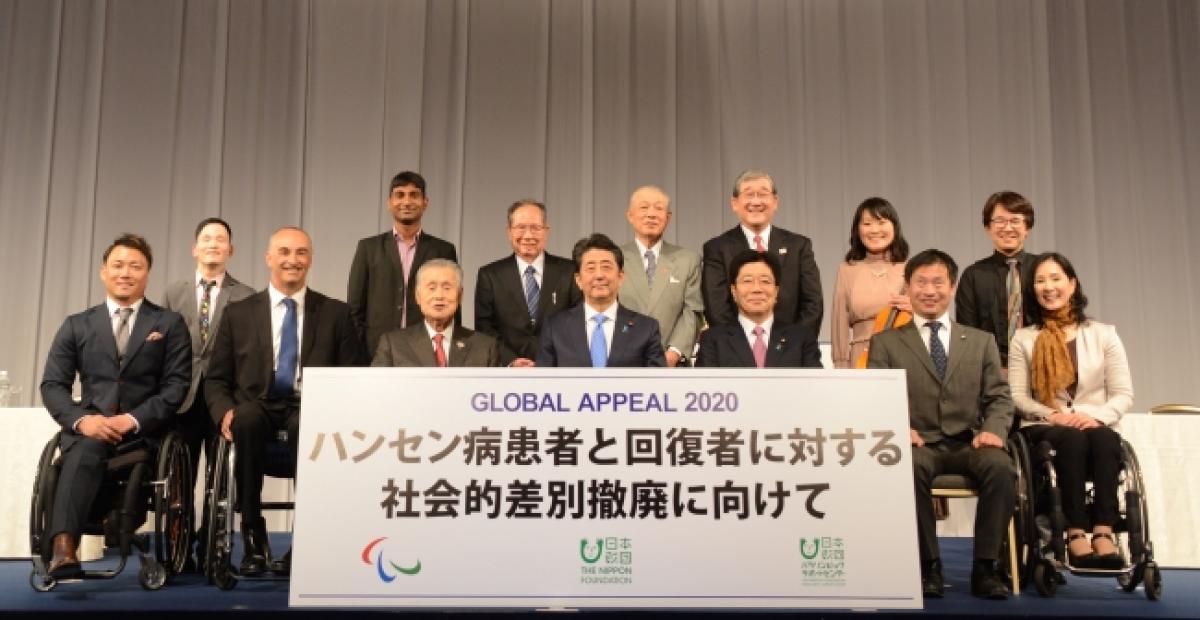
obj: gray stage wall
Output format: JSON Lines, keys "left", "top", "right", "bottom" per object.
{"left": 1, "top": 0, "right": 1197, "bottom": 410}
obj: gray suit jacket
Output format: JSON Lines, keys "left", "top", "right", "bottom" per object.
{"left": 162, "top": 272, "right": 255, "bottom": 412}
{"left": 867, "top": 321, "right": 1013, "bottom": 443}
{"left": 371, "top": 323, "right": 501, "bottom": 367}
{"left": 619, "top": 241, "right": 703, "bottom": 358}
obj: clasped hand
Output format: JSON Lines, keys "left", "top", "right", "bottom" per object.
{"left": 1047, "top": 411, "right": 1100, "bottom": 429}
{"left": 78, "top": 414, "right": 136, "bottom": 444}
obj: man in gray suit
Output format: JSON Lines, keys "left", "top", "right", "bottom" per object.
{"left": 619, "top": 186, "right": 703, "bottom": 367}
{"left": 162, "top": 217, "right": 254, "bottom": 569}
{"left": 373, "top": 259, "right": 500, "bottom": 367}
{"left": 867, "top": 249, "right": 1014, "bottom": 600}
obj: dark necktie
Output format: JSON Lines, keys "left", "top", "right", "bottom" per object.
{"left": 928, "top": 320, "right": 947, "bottom": 380}
{"left": 1006, "top": 258, "right": 1022, "bottom": 342}
{"left": 644, "top": 250, "right": 657, "bottom": 288}
{"left": 433, "top": 333, "right": 448, "bottom": 367}
{"left": 115, "top": 307, "right": 133, "bottom": 360}
{"left": 272, "top": 298, "right": 298, "bottom": 397}
{"left": 199, "top": 279, "right": 216, "bottom": 345}
{"left": 524, "top": 265, "right": 540, "bottom": 322}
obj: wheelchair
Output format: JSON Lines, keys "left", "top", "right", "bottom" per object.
{"left": 28, "top": 431, "right": 193, "bottom": 591}
{"left": 1015, "top": 432, "right": 1162, "bottom": 599}
{"left": 204, "top": 430, "right": 295, "bottom": 589}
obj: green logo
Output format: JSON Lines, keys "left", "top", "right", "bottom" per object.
{"left": 799, "top": 537, "right": 821, "bottom": 560}
{"left": 580, "top": 538, "right": 604, "bottom": 563}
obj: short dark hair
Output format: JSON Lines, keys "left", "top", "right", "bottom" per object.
{"left": 904, "top": 249, "right": 957, "bottom": 285}
{"left": 845, "top": 197, "right": 910, "bottom": 262}
{"left": 389, "top": 171, "right": 427, "bottom": 195}
{"left": 507, "top": 199, "right": 546, "bottom": 225}
{"left": 103, "top": 233, "right": 153, "bottom": 269}
{"left": 982, "top": 190, "right": 1035, "bottom": 229}
{"left": 728, "top": 249, "right": 781, "bottom": 285}
{"left": 571, "top": 233, "right": 624, "bottom": 273}
{"left": 194, "top": 217, "right": 232, "bottom": 240}
{"left": 1023, "top": 252, "right": 1089, "bottom": 327}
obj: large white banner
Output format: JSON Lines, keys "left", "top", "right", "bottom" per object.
{"left": 290, "top": 368, "right": 920, "bottom": 609}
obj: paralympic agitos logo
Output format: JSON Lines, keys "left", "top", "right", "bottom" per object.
{"left": 362, "top": 536, "right": 422, "bottom": 581}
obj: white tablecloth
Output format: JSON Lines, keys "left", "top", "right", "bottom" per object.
{"left": 937, "top": 413, "right": 1200, "bottom": 568}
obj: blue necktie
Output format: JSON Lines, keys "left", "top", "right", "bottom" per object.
{"left": 928, "top": 321, "right": 947, "bottom": 380}
{"left": 272, "top": 297, "right": 298, "bottom": 397}
{"left": 524, "top": 265, "right": 540, "bottom": 322}
{"left": 590, "top": 315, "right": 608, "bottom": 368}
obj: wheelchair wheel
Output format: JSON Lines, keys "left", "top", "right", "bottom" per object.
{"left": 154, "top": 432, "right": 193, "bottom": 581}
{"left": 139, "top": 559, "right": 167, "bottom": 591}
{"left": 1033, "top": 559, "right": 1058, "bottom": 597}
{"left": 1008, "top": 432, "right": 1039, "bottom": 589}
{"left": 1143, "top": 562, "right": 1162, "bottom": 601}
{"left": 29, "top": 569, "right": 56, "bottom": 592}
{"left": 29, "top": 434, "right": 61, "bottom": 566}
{"left": 205, "top": 439, "right": 237, "bottom": 590}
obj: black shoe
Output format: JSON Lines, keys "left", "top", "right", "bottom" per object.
{"left": 271, "top": 548, "right": 292, "bottom": 576}
{"left": 239, "top": 521, "right": 271, "bottom": 576}
{"left": 921, "top": 559, "right": 945, "bottom": 598}
{"left": 970, "top": 562, "right": 1009, "bottom": 600}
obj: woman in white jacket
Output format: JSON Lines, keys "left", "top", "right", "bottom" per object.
{"left": 1008, "top": 252, "right": 1133, "bottom": 569}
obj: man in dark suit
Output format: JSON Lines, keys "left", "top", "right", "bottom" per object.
{"left": 954, "top": 191, "right": 1037, "bottom": 369}
{"left": 374, "top": 259, "right": 500, "bottom": 367}
{"left": 537, "top": 234, "right": 666, "bottom": 367}
{"left": 702, "top": 170, "right": 823, "bottom": 337}
{"left": 206, "top": 227, "right": 366, "bottom": 576}
{"left": 619, "top": 186, "right": 703, "bottom": 367}
{"left": 695, "top": 250, "right": 821, "bottom": 368}
{"left": 474, "top": 200, "right": 581, "bottom": 366}
{"left": 347, "top": 171, "right": 458, "bottom": 355}
{"left": 867, "top": 249, "right": 1015, "bottom": 600}
{"left": 162, "top": 217, "right": 255, "bottom": 569}
{"left": 40, "top": 234, "right": 192, "bottom": 578}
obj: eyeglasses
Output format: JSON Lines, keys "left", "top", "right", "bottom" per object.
{"left": 510, "top": 225, "right": 547, "bottom": 235}
{"left": 990, "top": 217, "right": 1026, "bottom": 229}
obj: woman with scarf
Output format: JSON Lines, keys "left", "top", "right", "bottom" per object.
{"left": 1008, "top": 252, "right": 1134, "bottom": 569}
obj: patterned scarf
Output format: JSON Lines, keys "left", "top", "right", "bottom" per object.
{"left": 1031, "top": 306, "right": 1076, "bottom": 409}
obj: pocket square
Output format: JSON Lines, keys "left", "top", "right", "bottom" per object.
{"left": 146, "top": 331, "right": 164, "bottom": 342}
{"left": 669, "top": 275, "right": 681, "bottom": 284}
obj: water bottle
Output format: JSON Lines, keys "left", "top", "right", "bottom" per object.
{"left": 0, "top": 370, "right": 11, "bottom": 407}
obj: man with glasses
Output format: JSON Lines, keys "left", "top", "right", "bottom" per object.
{"left": 955, "top": 191, "right": 1037, "bottom": 369}
{"left": 475, "top": 200, "right": 582, "bottom": 367}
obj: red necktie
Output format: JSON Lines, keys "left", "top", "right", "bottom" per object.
{"left": 433, "top": 333, "right": 447, "bottom": 367}
{"left": 752, "top": 326, "right": 767, "bottom": 368}
{"left": 754, "top": 234, "right": 766, "bottom": 253}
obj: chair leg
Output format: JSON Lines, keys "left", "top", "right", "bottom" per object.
{"left": 1007, "top": 517, "right": 1019, "bottom": 595}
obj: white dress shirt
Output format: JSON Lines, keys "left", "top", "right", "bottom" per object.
{"left": 515, "top": 253, "right": 546, "bottom": 300}
{"left": 268, "top": 284, "right": 306, "bottom": 392}
{"left": 740, "top": 224, "right": 773, "bottom": 250}
{"left": 423, "top": 320, "right": 456, "bottom": 355}
{"left": 736, "top": 313, "right": 775, "bottom": 350}
{"left": 583, "top": 303, "right": 619, "bottom": 357}
{"left": 911, "top": 311, "right": 952, "bottom": 356}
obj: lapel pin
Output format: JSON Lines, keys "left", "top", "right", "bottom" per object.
{"left": 455, "top": 341, "right": 465, "bottom": 349}
{"left": 778, "top": 248, "right": 788, "bottom": 255}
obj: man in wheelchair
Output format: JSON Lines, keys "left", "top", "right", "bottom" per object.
{"left": 39, "top": 233, "right": 192, "bottom": 579}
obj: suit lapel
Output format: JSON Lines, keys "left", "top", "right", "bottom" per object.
{"left": 646, "top": 245, "right": 672, "bottom": 310}
{"left": 764, "top": 323, "right": 788, "bottom": 367}
{"left": 766, "top": 228, "right": 791, "bottom": 268}
{"left": 91, "top": 304, "right": 120, "bottom": 363}
{"left": 621, "top": 245, "right": 651, "bottom": 306}
{"left": 403, "top": 324, "right": 438, "bottom": 367}
{"left": 408, "top": 232, "right": 433, "bottom": 289}
{"left": 300, "top": 290, "right": 319, "bottom": 365}
{"left": 730, "top": 324, "right": 758, "bottom": 368}
{"left": 120, "top": 302, "right": 158, "bottom": 372}
{"left": 383, "top": 231, "right": 404, "bottom": 288}
{"left": 539, "top": 256, "right": 569, "bottom": 319}
{"left": 943, "top": 324, "right": 969, "bottom": 384}
{"left": 608, "top": 306, "right": 636, "bottom": 364}
{"left": 898, "top": 323, "right": 941, "bottom": 382}
{"left": 255, "top": 293, "right": 275, "bottom": 386}
{"left": 501, "top": 256, "right": 533, "bottom": 321}
{"left": 448, "top": 326, "right": 473, "bottom": 367}
{"left": 205, "top": 273, "right": 240, "bottom": 354}
{"left": 566, "top": 305, "right": 590, "bottom": 364}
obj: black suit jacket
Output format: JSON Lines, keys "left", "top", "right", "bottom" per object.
{"left": 954, "top": 250, "right": 1036, "bottom": 367}
{"left": 205, "top": 288, "right": 367, "bottom": 424}
{"left": 694, "top": 320, "right": 822, "bottom": 368}
{"left": 347, "top": 230, "right": 458, "bottom": 354}
{"left": 474, "top": 253, "right": 581, "bottom": 365}
{"left": 702, "top": 226, "right": 823, "bottom": 336}
{"left": 536, "top": 304, "right": 666, "bottom": 367}
{"left": 40, "top": 300, "right": 192, "bottom": 448}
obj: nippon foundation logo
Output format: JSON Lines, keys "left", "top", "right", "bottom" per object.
{"left": 579, "top": 536, "right": 633, "bottom": 585}
{"left": 362, "top": 536, "right": 422, "bottom": 582}
{"left": 799, "top": 536, "right": 846, "bottom": 586}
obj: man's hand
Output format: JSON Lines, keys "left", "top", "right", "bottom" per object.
{"left": 510, "top": 358, "right": 536, "bottom": 368}
{"left": 104, "top": 414, "right": 137, "bottom": 437}
{"left": 909, "top": 428, "right": 925, "bottom": 447}
{"left": 665, "top": 350, "right": 682, "bottom": 368}
{"left": 221, "top": 409, "right": 235, "bottom": 441}
{"left": 972, "top": 431, "right": 1004, "bottom": 449}
{"left": 78, "top": 415, "right": 121, "bottom": 444}
{"left": 889, "top": 294, "right": 913, "bottom": 313}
